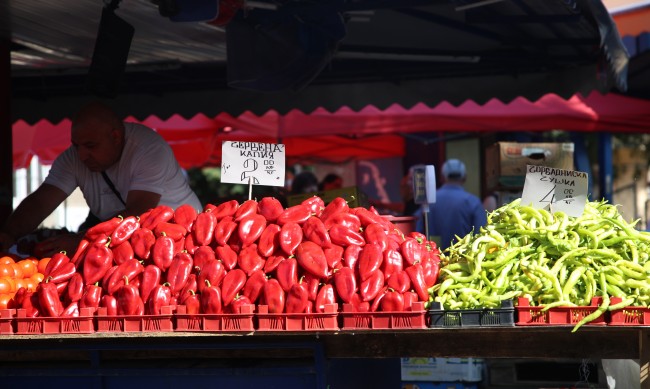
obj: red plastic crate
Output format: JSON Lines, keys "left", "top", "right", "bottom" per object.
{"left": 608, "top": 297, "right": 650, "bottom": 326}
{"left": 96, "top": 306, "right": 173, "bottom": 332}
{"left": 340, "top": 302, "right": 427, "bottom": 330}
{"left": 174, "top": 304, "right": 255, "bottom": 332}
{"left": 0, "top": 309, "right": 16, "bottom": 334}
{"left": 256, "top": 304, "right": 339, "bottom": 331}
{"left": 515, "top": 297, "right": 607, "bottom": 326}
{"left": 14, "top": 308, "right": 95, "bottom": 334}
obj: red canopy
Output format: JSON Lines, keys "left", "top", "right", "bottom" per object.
{"left": 12, "top": 92, "right": 650, "bottom": 169}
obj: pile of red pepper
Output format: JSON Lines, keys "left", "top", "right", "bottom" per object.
{"left": 11, "top": 196, "right": 441, "bottom": 318}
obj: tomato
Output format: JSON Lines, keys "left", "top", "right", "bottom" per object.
{"left": 11, "top": 263, "right": 24, "bottom": 279}
{"left": 0, "top": 293, "right": 12, "bottom": 310}
{"left": 37, "top": 257, "right": 51, "bottom": 275}
{"left": 0, "top": 256, "right": 15, "bottom": 265}
{"left": 31, "top": 273, "right": 45, "bottom": 284}
{"left": 17, "top": 259, "right": 38, "bottom": 278}
{"left": 0, "top": 277, "right": 15, "bottom": 294}
{"left": 14, "top": 278, "right": 27, "bottom": 292}
{"left": 0, "top": 264, "right": 14, "bottom": 278}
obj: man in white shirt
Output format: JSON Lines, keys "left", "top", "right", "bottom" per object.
{"left": 0, "top": 101, "right": 202, "bottom": 256}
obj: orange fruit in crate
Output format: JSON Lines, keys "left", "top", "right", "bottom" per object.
{"left": 37, "top": 257, "right": 51, "bottom": 275}
{"left": 0, "top": 256, "right": 15, "bottom": 265}
{"left": 0, "top": 293, "right": 12, "bottom": 310}
{"left": 0, "top": 263, "right": 14, "bottom": 278}
{"left": 0, "top": 277, "right": 15, "bottom": 294}
{"left": 16, "top": 258, "right": 37, "bottom": 278}
{"left": 11, "top": 263, "right": 24, "bottom": 279}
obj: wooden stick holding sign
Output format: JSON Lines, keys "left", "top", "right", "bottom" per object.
{"left": 520, "top": 164, "right": 589, "bottom": 217}
{"left": 221, "top": 141, "right": 286, "bottom": 200}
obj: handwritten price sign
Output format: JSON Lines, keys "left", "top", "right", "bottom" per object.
{"left": 520, "top": 165, "right": 588, "bottom": 217}
{"left": 221, "top": 141, "right": 286, "bottom": 187}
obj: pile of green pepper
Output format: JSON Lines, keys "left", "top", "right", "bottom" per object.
{"left": 429, "top": 198, "right": 650, "bottom": 331}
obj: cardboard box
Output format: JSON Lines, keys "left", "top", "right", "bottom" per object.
{"left": 401, "top": 358, "right": 483, "bottom": 382}
{"left": 485, "top": 142, "right": 574, "bottom": 190}
{"left": 286, "top": 186, "right": 368, "bottom": 208}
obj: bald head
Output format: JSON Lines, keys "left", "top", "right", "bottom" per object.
{"left": 71, "top": 102, "right": 126, "bottom": 172}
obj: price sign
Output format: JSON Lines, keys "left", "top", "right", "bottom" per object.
{"left": 520, "top": 165, "right": 588, "bottom": 217}
{"left": 221, "top": 141, "right": 286, "bottom": 187}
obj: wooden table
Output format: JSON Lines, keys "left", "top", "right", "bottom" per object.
{"left": 0, "top": 327, "right": 647, "bottom": 387}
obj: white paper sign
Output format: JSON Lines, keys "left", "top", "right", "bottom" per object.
{"left": 520, "top": 165, "right": 588, "bottom": 217}
{"left": 220, "top": 141, "right": 286, "bottom": 187}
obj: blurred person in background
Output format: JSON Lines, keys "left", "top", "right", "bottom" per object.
{"left": 416, "top": 159, "right": 487, "bottom": 250}
{"left": 290, "top": 171, "right": 319, "bottom": 194}
{"left": 318, "top": 173, "right": 343, "bottom": 191}
{"left": 0, "top": 101, "right": 201, "bottom": 257}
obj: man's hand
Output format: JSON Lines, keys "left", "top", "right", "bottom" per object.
{"left": 33, "top": 233, "right": 83, "bottom": 258}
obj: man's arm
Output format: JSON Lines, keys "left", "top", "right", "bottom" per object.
{"left": 0, "top": 183, "right": 68, "bottom": 250}
{"left": 120, "top": 190, "right": 162, "bottom": 218}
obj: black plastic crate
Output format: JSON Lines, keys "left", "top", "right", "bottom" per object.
{"left": 428, "top": 300, "right": 515, "bottom": 327}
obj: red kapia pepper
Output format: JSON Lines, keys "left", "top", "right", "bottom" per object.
{"left": 238, "top": 214, "right": 267, "bottom": 246}
{"left": 106, "top": 258, "right": 145, "bottom": 295}
{"left": 100, "top": 294, "right": 118, "bottom": 316}
{"left": 382, "top": 248, "right": 404, "bottom": 279}
{"left": 360, "top": 268, "right": 385, "bottom": 302}
{"left": 333, "top": 267, "right": 357, "bottom": 304}
{"left": 130, "top": 227, "right": 156, "bottom": 261}
{"left": 257, "top": 223, "right": 281, "bottom": 258}
{"left": 193, "top": 208, "right": 217, "bottom": 246}
{"left": 79, "top": 282, "right": 103, "bottom": 310}
{"left": 315, "top": 283, "right": 336, "bottom": 313}
{"left": 257, "top": 197, "right": 284, "bottom": 223}
{"left": 324, "top": 245, "right": 344, "bottom": 270}
{"left": 139, "top": 264, "right": 162, "bottom": 304}
{"left": 115, "top": 276, "right": 144, "bottom": 315}
{"left": 152, "top": 232, "right": 175, "bottom": 271}
{"left": 166, "top": 251, "right": 194, "bottom": 296}
{"left": 302, "top": 217, "right": 332, "bottom": 248}
{"left": 233, "top": 199, "right": 258, "bottom": 222}
{"left": 110, "top": 215, "right": 140, "bottom": 247}
{"left": 319, "top": 197, "right": 349, "bottom": 226}
{"left": 82, "top": 238, "right": 114, "bottom": 285}
{"left": 48, "top": 261, "right": 76, "bottom": 284}
{"left": 295, "top": 241, "right": 330, "bottom": 279}
{"left": 329, "top": 224, "right": 366, "bottom": 247}
{"left": 343, "top": 244, "right": 363, "bottom": 269}
{"left": 154, "top": 222, "right": 187, "bottom": 242}
{"left": 279, "top": 222, "right": 303, "bottom": 256}
{"left": 214, "top": 216, "right": 237, "bottom": 246}
{"left": 197, "top": 259, "right": 226, "bottom": 292}
{"left": 148, "top": 282, "right": 172, "bottom": 315}
{"left": 364, "top": 223, "right": 389, "bottom": 252}
{"left": 263, "top": 278, "right": 286, "bottom": 314}
{"left": 242, "top": 269, "right": 268, "bottom": 304}
{"left": 276, "top": 256, "right": 299, "bottom": 293}
{"left": 173, "top": 203, "right": 198, "bottom": 231}
{"left": 38, "top": 277, "right": 64, "bottom": 317}
{"left": 220, "top": 268, "right": 247, "bottom": 306}
{"left": 237, "top": 244, "right": 265, "bottom": 276}
{"left": 200, "top": 280, "right": 223, "bottom": 314}
{"left": 181, "top": 290, "right": 201, "bottom": 314}
{"left": 64, "top": 272, "right": 85, "bottom": 304}
{"left": 285, "top": 278, "right": 309, "bottom": 313}
{"left": 387, "top": 270, "right": 411, "bottom": 294}
{"left": 85, "top": 216, "right": 123, "bottom": 241}
{"left": 213, "top": 199, "right": 239, "bottom": 220}
{"left": 400, "top": 237, "right": 426, "bottom": 266}
{"left": 193, "top": 245, "right": 217, "bottom": 274}
{"left": 140, "top": 205, "right": 174, "bottom": 231}
{"left": 405, "top": 262, "right": 429, "bottom": 301}
{"left": 358, "top": 243, "right": 383, "bottom": 282}
{"left": 263, "top": 254, "right": 284, "bottom": 275}
{"left": 45, "top": 251, "right": 71, "bottom": 277}
{"left": 216, "top": 244, "right": 238, "bottom": 271}
{"left": 112, "top": 240, "right": 135, "bottom": 265}
{"left": 276, "top": 204, "right": 312, "bottom": 226}
{"left": 381, "top": 289, "right": 405, "bottom": 312}
{"left": 301, "top": 196, "right": 325, "bottom": 217}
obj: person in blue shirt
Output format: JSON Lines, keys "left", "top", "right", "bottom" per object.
{"left": 416, "top": 159, "right": 487, "bottom": 250}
